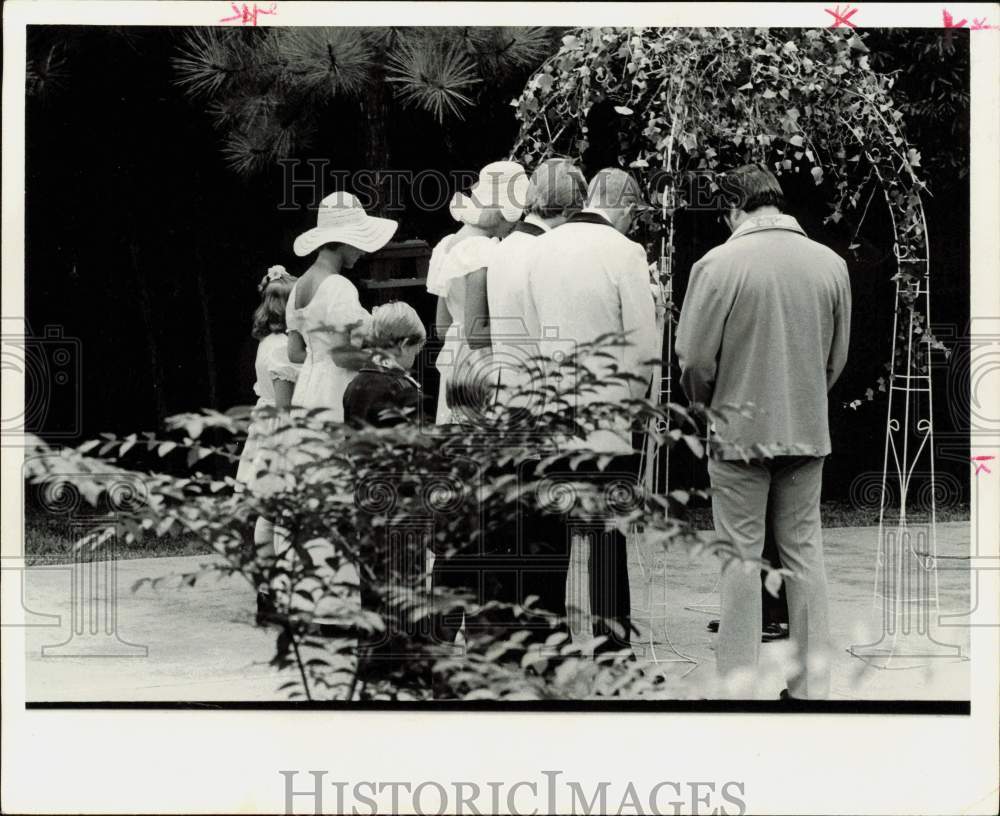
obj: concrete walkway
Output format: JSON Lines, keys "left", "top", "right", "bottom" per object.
{"left": 627, "top": 522, "right": 970, "bottom": 701}
{"left": 23, "top": 556, "right": 281, "bottom": 701}
{"left": 23, "top": 523, "right": 970, "bottom": 702}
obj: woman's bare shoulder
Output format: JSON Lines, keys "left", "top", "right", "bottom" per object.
{"left": 293, "top": 271, "right": 343, "bottom": 310}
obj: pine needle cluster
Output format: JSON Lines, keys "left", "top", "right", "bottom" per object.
{"left": 172, "top": 26, "right": 559, "bottom": 175}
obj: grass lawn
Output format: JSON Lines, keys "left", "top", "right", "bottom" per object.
{"left": 684, "top": 501, "right": 970, "bottom": 530}
{"left": 24, "top": 513, "right": 214, "bottom": 566}
{"left": 24, "top": 501, "right": 970, "bottom": 565}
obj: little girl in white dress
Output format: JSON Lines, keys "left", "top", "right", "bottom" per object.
{"left": 236, "top": 265, "right": 300, "bottom": 489}
{"left": 235, "top": 266, "right": 301, "bottom": 624}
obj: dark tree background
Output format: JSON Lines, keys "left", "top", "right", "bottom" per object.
{"left": 24, "top": 26, "right": 970, "bottom": 502}
{"left": 25, "top": 26, "right": 539, "bottom": 430}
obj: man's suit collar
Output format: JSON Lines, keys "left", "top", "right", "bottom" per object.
{"left": 727, "top": 213, "right": 806, "bottom": 242}
{"left": 565, "top": 209, "right": 617, "bottom": 228}
{"left": 510, "top": 220, "right": 546, "bottom": 237}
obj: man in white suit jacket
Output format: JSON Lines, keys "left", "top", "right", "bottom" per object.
{"left": 524, "top": 168, "right": 658, "bottom": 656}
{"left": 482, "top": 159, "right": 588, "bottom": 636}
{"left": 488, "top": 159, "right": 588, "bottom": 416}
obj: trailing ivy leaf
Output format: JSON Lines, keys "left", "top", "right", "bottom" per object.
{"left": 847, "top": 34, "right": 869, "bottom": 53}
{"left": 119, "top": 434, "right": 137, "bottom": 457}
{"left": 682, "top": 434, "right": 704, "bottom": 458}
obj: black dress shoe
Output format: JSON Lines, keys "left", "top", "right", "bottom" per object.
{"left": 706, "top": 620, "right": 788, "bottom": 641}
{"left": 779, "top": 688, "right": 823, "bottom": 707}
{"left": 634, "top": 666, "right": 668, "bottom": 686}
{"left": 761, "top": 622, "right": 789, "bottom": 642}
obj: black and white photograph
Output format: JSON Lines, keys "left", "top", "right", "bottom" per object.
{"left": 2, "top": 2, "right": 998, "bottom": 814}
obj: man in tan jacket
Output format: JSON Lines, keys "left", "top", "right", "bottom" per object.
{"left": 676, "top": 165, "right": 851, "bottom": 699}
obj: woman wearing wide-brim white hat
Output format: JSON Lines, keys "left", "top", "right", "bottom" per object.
{"left": 285, "top": 192, "right": 398, "bottom": 417}
{"left": 427, "top": 160, "right": 529, "bottom": 425}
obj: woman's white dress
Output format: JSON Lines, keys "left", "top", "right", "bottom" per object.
{"left": 280, "top": 275, "right": 367, "bottom": 683}
{"left": 426, "top": 234, "right": 498, "bottom": 424}
{"left": 236, "top": 332, "right": 300, "bottom": 487}
{"left": 286, "top": 273, "right": 372, "bottom": 419}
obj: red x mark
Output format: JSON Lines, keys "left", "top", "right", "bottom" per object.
{"left": 220, "top": 2, "right": 277, "bottom": 26}
{"left": 825, "top": 4, "right": 859, "bottom": 27}
{"left": 971, "top": 455, "right": 995, "bottom": 475}
{"left": 943, "top": 8, "right": 1000, "bottom": 29}
{"left": 942, "top": 9, "right": 968, "bottom": 27}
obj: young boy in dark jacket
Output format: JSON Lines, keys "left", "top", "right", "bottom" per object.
{"left": 343, "top": 301, "right": 427, "bottom": 680}
{"left": 343, "top": 301, "right": 427, "bottom": 428}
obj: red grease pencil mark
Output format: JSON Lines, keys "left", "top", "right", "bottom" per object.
{"left": 220, "top": 2, "right": 277, "bottom": 26}
{"left": 942, "top": 9, "right": 968, "bottom": 27}
{"left": 943, "top": 8, "right": 1000, "bottom": 29}
{"left": 971, "top": 456, "right": 995, "bottom": 476}
{"left": 825, "top": 4, "right": 859, "bottom": 28}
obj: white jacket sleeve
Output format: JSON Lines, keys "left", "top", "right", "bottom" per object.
{"left": 619, "top": 243, "right": 659, "bottom": 401}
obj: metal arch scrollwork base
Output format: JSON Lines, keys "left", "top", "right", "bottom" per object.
{"left": 849, "top": 521, "right": 965, "bottom": 669}
{"left": 849, "top": 181, "right": 963, "bottom": 671}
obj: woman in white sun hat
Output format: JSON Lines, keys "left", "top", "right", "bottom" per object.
{"left": 427, "top": 160, "right": 529, "bottom": 424}
{"left": 278, "top": 192, "right": 396, "bottom": 681}
{"left": 286, "top": 191, "right": 398, "bottom": 417}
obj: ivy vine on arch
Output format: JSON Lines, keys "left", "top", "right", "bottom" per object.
{"left": 510, "top": 26, "right": 944, "bottom": 538}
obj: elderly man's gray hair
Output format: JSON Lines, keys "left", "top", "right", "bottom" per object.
{"left": 526, "top": 158, "right": 588, "bottom": 217}
{"left": 585, "top": 168, "right": 647, "bottom": 210}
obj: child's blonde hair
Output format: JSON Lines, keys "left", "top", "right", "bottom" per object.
{"left": 367, "top": 300, "right": 427, "bottom": 349}
{"left": 252, "top": 265, "right": 297, "bottom": 339}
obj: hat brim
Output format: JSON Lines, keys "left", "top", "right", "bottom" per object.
{"left": 292, "top": 216, "right": 398, "bottom": 257}
{"left": 450, "top": 173, "right": 530, "bottom": 225}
